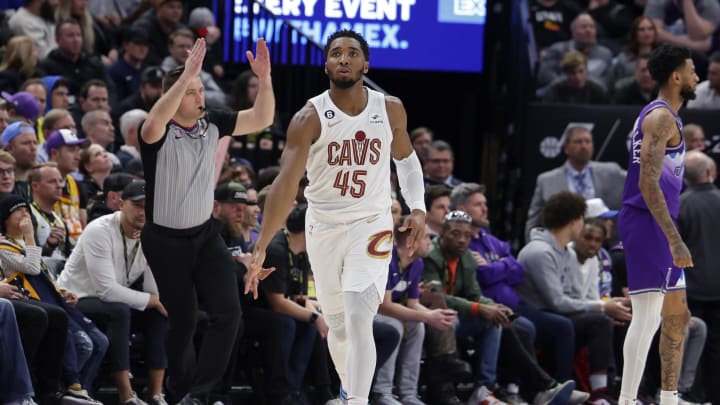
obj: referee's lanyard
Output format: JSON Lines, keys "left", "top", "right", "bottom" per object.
{"left": 121, "top": 224, "right": 140, "bottom": 285}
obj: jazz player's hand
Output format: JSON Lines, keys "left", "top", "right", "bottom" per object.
{"left": 244, "top": 246, "right": 275, "bottom": 299}
{"left": 398, "top": 209, "right": 426, "bottom": 256}
{"left": 670, "top": 240, "right": 693, "bottom": 269}
{"left": 247, "top": 38, "right": 271, "bottom": 79}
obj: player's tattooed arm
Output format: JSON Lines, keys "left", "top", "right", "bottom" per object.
{"left": 639, "top": 109, "right": 692, "bottom": 268}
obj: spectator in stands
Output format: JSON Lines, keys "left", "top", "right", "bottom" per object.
{"left": 55, "top": 0, "right": 118, "bottom": 66}
{"left": 687, "top": 52, "right": 720, "bottom": 109}
{"left": 29, "top": 163, "right": 70, "bottom": 266}
{"left": 0, "top": 102, "right": 9, "bottom": 135}
{"left": 518, "top": 192, "right": 631, "bottom": 403}
{"left": 424, "top": 184, "right": 451, "bottom": 238}
{"left": 58, "top": 180, "right": 169, "bottom": 405}
{"left": 81, "top": 110, "right": 118, "bottom": 165}
{"left": 45, "top": 129, "right": 90, "bottom": 244}
{"left": 117, "top": 109, "right": 147, "bottom": 168}
{"left": 586, "top": 0, "right": 633, "bottom": 54}
{"left": 39, "top": 19, "right": 115, "bottom": 104}
{"left": 214, "top": 182, "right": 252, "bottom": 256}
{"left": 610, "top": 17, "right": 659, "bottom": 85}
{"left": 372, "top": 221, "right": 464, "bottom": 405}
{"left": 613, "top": 53, "right": 658, "bottom": 104}
{"left": 21, "top": 80, "right": 48, "bottom": 132}
{"left": 0, "top": 297, "right": 37, "bottom": 405}
{"left": 644, "top": 0, "right": 720, "bottom": 54}
{"left": 584, "top": 198, "right": 619, "bottom": 250}
{"left": 682, "top": 123, "right": 706, "bottom": 151}
{"left": 529, "top": 0, "right": 580, "bottom": 53}
{"left": 38, "top": 108, "right": 76, "bottom": 163}
{"left": 241, "top": 187, "right": 261, "bottom": 246}
{"left": 1, "top": 91, "right": 40, "bottom": 126}
{"left": 41, "top": 76, "right": 71, "bottom": 112}
{"left": 2, "top": 122, "right": 38, "bottom": 200}
{"left": 0, "top": 151, "right": 15, "bottom": 194}
{"left": 188, "top": 7, "right": 224, "bottom": 80}
{"left": 424, "top": 140, "right": 463, "bottom": 188}
{"left": 115, "top": 66, "right": 164, "bottom": 119}
{"left": 525, "top": 126, "right": 626, "bottom": 238}
{"left": 70, "top": 80, "right": 111, "bottom": 138}
{"left": 423, "top": 210, "right": 510, "bottom": 405}
{"left": 0, "top": 36, "right": 43, "bottom": 95}
{"left": 86, "top": 172, "right": 134, "bottom": 223}
{"left": 8, "top": 0, "right": 57, "bottom": 58}
{"left": 131, "top": 0, "right": 184, "bottom": 67}
{"left": 678, "top": 150, "right": 720, "bottom": 404}
{"left": 78, "top": 144, "right": 112, "bottom": 205}
{"left": 161, "top": 28, "right": 227, "bottom": 108}
{"left": 0, "top": 193, "right": 108, "bottom": 401}
{"left": 542, "top": 50, "right": 609, "bottom": 104}
{"left": 109, "top": 27, "right": 150, "bottom": 102}
{"left": 537, "top": 13, "right": 613, "bottom": 89}
{"left": 409, "top": 126, "right": 433, "bottom": 162}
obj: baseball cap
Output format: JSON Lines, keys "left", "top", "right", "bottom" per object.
{"left": 44, "top": 129, "right": 89, "bottom": 154}
{"left": 585, "top": 198, "right": 618, "bottom": 219}
{"left": 1, "top": 91, "right": 40, "bottom": 122}
{"left": 124, "top": 27, "right": 149, "bottom": 45}
{"left": 2, "top": 121, "right": 36, "bottom": 149}
{"left": 122, "top": 180, "right": 146, "bottom": 201}
{"left": 103, "top": 173, "right": 135, "bottom": 194}
{"left": 141, "top": 66, "right": 165, "bottom": 85}
{"left": 214, "top": 182, "right": 248, "bottom": 203}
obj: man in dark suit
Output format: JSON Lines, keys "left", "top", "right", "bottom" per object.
{"left": 525, "top": 126, "right": 626, "bottom": 238}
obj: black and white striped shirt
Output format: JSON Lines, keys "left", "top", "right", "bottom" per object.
{"left": 139, "top": 109, "right": 237, "bottom": 229}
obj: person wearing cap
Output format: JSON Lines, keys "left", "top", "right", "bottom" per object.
{"left": 214, "top": 181, "right": 251, "bottom": 261}
{"left": 115, "top": 67, "right": 164, "bottom": 120}
{"left": 58, "top": 180, "right": 169, "bottom": 405}
{"left": 45, "top": 128, "right": 90, "bottom": 245}
{"left": 161, "top": 28, "right": 227, "bottom": 108}
{"left": 0, "top": 193, "right": 108, "bottom": 403}
{"left": 86, "top": 172, "right": 134, "bottom": 223}
{"left": 20, "top": 79, "right": 49, "bottom": 143}
{"left": 584, "top": 197, "right": 618, "bottom": 246}
{"left": 138, "top": 35, "right": 273, "bottom": 403}
{"left": 2, "top": 121, "right": 38, "bottom": 201}
{"left": 1, "top": 91, "right": 41, "bottom": 125}
{"left": 131, "top": 0, "right": 184, "bottom": 67}
{"left": 109, "top": 27, "right": 151, "bottom": 102}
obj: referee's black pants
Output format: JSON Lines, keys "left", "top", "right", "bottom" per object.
{"left": 142, "top": 218, "right": 242, "bottom": 397}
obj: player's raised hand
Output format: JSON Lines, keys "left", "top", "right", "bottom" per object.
{"left": 244, "top": 245, "right": 275, "bottom": 299}
{"left": 246, "top": 38, "right": 271, "bottom": 79}
{"left": 671, "top": 240, "right": 693, "bottom": 269}
{"left": 398, "top": 209, "right": 426, "bottom": 256}
{"left": 184, "top": 38, "right": 207, "bottom": 78}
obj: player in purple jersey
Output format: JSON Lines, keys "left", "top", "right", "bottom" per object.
{"left": 617, "top": 44, "right": 698, "bottom": 405}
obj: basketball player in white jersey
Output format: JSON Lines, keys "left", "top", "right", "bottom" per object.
{"left": 245, "top": 30, "right": 426, "bottom": 404}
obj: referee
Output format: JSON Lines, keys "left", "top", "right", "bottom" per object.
{"left": 139, "top": 38, "right": 275, "bottom": 404}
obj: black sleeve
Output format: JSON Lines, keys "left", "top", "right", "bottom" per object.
{"left": 207, "top": 109, "right": 239, "bottom": 138}
{"left": 261, "top": 242, "right": 289, "bottom": 295}
{"left": 77, "top": 181, "right": 88, "bottom": 209}
{"left": 137, "top": 119, "right": 167, "bottom": 152}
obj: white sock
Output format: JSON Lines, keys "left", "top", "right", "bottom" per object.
{"left": 590, "top": 374, "right": 607, "bottom": 391}
{"left": 344, "top": 287, "right": 380, "bottom": 405}
{"left": 619, "top": 292, "right": 664, "bottom": 401}
{"left": 326, "top": 311, "right": 348, "bottom": 390}
{"left": 660, "top": 390, "right": 679, "bottom": 405}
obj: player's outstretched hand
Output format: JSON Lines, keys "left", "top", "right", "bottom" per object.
{"left": 247, "top": 38, "right": 271, "bottom": 79}
{"left": 398, "top": 209, "right": 426, "bottom": 256}
{"left": 244, "top": 245, "right": 275, "bottom": 299}
{"left": 671, "top": 240, "right": 693, "bottom": 269}
{"left": 184, "top": 38, "right": 206, "bottom": 78}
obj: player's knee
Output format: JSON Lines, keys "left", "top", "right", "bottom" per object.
{"left": 325, "top": 311, "right": 346, "bottom": 339}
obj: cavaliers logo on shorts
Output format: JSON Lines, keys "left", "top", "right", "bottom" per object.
{"left": 367, "top": 230, "right": 393, "bottom": 259}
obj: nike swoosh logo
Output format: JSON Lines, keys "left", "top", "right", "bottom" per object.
{"left": 328, "top": 120, "right": 342, "bottom": 128}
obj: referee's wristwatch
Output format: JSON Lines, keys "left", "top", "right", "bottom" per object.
{"left": 309, "top": 312, "right": 319, "bottom": 323}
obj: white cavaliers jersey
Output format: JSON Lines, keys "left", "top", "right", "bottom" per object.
{"left": 305, "top": 88, "right": 393, "bottom": 224}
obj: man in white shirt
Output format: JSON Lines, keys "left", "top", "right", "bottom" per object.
{"left": 687, "top": 52, "right": 720, "bottom": 109}
{"left": 57, "top": 180, "right": 169, "bottom": 405}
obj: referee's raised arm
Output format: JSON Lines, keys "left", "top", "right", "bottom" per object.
{"left": 141, "top": 38, "right": 207, "bottom": 144}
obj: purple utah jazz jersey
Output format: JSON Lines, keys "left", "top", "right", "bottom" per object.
{"left": 622, "top": 99, "right": 685, "bottom": 218}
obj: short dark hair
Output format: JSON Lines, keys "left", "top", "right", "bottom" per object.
{"left": 584, "top": 217, "right": 607, "bottom": 238}
{"left": 424, "top": 184, "right": 451, "bottom": 210}
{"left": 710, "top": 51, "right": 720, "bottom": 64}
{"left": 324, "top": 30, "right": 370, "bottom": 61}
{"left": 55, "top": 18, "right": 80, "bottom": 39}
{"left": 541, "top": 191, "right": 587, "bottom": 230}
{"left": 80, "top": 79, "right": 107, "bottom": 99}
{"left": 647, "top": 44, "right": 692, "bottom": 86}
{"left": 285, "top": 204, "right": 307, "bottom": 234}
{"left": 163, "top": 66, "right": 184, "bottom": 93}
